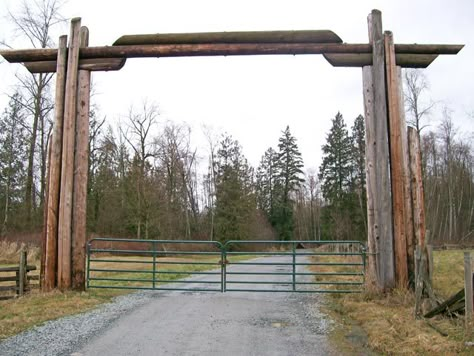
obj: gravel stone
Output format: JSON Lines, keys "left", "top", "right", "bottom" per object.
{"left": 0, "top": 291, "right": 157, "bottom": 356}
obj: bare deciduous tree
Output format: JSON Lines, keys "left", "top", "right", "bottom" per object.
{"left": 121, "top": 101, "right": 159, "bottom": 239}
{"left": 4, "top": 0, "right": 65, "bottom": 226}
{"left": 403, "top": 69, "right": 435, "bottom": 134}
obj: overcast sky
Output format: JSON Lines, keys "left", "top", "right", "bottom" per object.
{"left": 0, "top": 0, "right": 473, "bottom": 171}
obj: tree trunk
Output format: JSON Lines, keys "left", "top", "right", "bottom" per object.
{"left": 25, "top": 73, "right": 44, "bottom": 225}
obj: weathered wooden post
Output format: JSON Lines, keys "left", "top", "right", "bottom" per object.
{"left": 465, "top": 252, "right": 473, "bottom": 330}
{"left": 58, "top": 18, "right": 81, "bottom": 290}
{"left": 362, "top": 9, "right": 395, "bottom": 290}
{"left": 385, "top": 31, "right": 411, "bottom": 288}
{"left": 398, "top": 67, "right": 416, "bottom": 285}
{"left": 408, "top": 127, "right": 426, "bottom": 249}
{"left": 72, "top": 26, "right": 91, "bottom": 290}
{"left": 43, "top": 35, "right": 68, "bottom": 292}
{"left": 18, "top": 250, "right": 27, "bottom": 296}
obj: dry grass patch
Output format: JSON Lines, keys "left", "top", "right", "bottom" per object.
{"left": 0, "top": 289, "right": 123, "bottom": 341}
{"left": 0, "top": 240, "right": 40, "bottom": 265}
{"left": 433, "top": 249, "right": 472, "bottom": 298}
{"left": 318, "top": 249, "right": 473, "bottom": 355}
{"left": 309, "top": 247, "right": 365, "bottom": 293}
{"left": 1, "top": 252, "right": 256, "bottom": 340}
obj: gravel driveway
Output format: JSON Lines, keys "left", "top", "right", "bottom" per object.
{"left": 0, "top": 255, "right": 335, "bottom": 356}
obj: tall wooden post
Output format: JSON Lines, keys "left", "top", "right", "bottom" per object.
{"left": 362, "top": 66, "right": 377, "bottom": 287}
{"left": 398, "top": 67, "right": 415, "bottom": 285}
{"left": 72, "top": 27, "right": 91, "bottom": 290}
{"left": 58, "top": 18, "right": 81, "bottom": 290}
{"left": 385, "top": 31, "right": 409, "bottom": 288}
{"left": 464, "top": 252, "right": 473, "bottom": 330}
{"left": 407, "top": 127, "right": 426, "bottom": 249}
{"left": 362, "top": 9, "right": 395, "bottom": 290}
{"left": 43, "top": 35, "right": 68, "bottom": 291}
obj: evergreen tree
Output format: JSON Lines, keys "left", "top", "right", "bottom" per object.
{"left": 351, "top": 115, "right": 366, "bottom": 192}
{"left": 319, "top": 112, "right": 368, "bottom": 240}
{"left": 319, "top": 112, "right": 353, "bottom": 204}
{"left": 274, "top": 126, "right": 305, "bottom": 240}
{"left": 213, "top": 135, "right": 255, "bottom": 243}
{"left": 0, "top": 93, "right": 28, "bottom": 236}
{"left": 351, "top": 114, "right": 368, "bottom": 237}
{"left": 256, "top": 147, "right": 277, "bottom": 218}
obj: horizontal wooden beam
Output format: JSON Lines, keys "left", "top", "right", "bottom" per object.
{"left": 0, "top": 43, "right": 371, "bottom": 62}
{"left": 323, "top": 53, "right": 371, "bottom": 67}
{"left": 395, "top": 44, "right": 463, "bottom": 55}
{"left": 113, "top": 30, "right": 343, "bottom": 45}
{"left": 23, "top": 58, "right": 127, "bottom": 73}
{"left": 323, "top": 53, "right": 439, "bottom": 68}
{"left": 0, "top": 42, "right": 463, "bottom": 68}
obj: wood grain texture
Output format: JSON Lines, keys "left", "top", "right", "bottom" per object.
{"left": 40, "top": 133, "right": 53, "bottom": 290}
{"left": 23, "top": 58, "right": 126, "bottom": 73}
{"left": 397, "top": 67, "right": 415, "bottom": 286}
{"left": 0, "top": 43, "right": 461, "bottom": 65}
{"left": 323, "top": 53, "right": 439, "bottom": 68}
{"left": 113, "top": 30, "right": 344, "bottom": 45}
{"left": 385, "top": 31, "right": 408, "bottom": 289}
{"left": 368, "top": 10, "right": 395, "bottom": 290}
{"left": 362, "top": 65, "right": 377, "bottom": 288}
{"left": 71, "top": 26, "right": 91, "bottom": 291}
{"left": 43, "top": 35, "right": 68, "bottom": 292}
{"left": 408, "top": 127, "right": 426, "bottom": 249}
{"left": 465, "top": 253, "right": 473, "bottom": 324}
{"left": 58, "top": 18, "right": 81, "bottom": 290}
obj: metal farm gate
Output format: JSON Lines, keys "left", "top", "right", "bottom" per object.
{"left": 87, "top": 238, "right": 366, "bottom": 294}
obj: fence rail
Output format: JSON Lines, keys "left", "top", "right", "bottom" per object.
{"left": 0, "top": 250, "right": 38, "bottom": 300}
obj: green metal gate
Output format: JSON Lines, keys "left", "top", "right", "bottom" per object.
{"left": 87, "top": 238, "right": 366, "bottom": 293}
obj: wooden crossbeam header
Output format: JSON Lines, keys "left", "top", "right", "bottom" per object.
{"left": 0, "top": 30, "right": 463, "bottom": 74}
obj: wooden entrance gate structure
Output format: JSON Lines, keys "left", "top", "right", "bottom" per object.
{"left": 0, "top": 10, "right": 463, "bottom": 291}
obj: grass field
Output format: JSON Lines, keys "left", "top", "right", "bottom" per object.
{"left": 0, "top": 242, "right": 247, "bottom": 341}
{"left": 2, "top": 241, "right": 473, "bottom": 354}
{"left": 323, "top": 249, "right": 473, "bottom": 355}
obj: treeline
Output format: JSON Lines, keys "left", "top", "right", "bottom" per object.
{"left": 80, "top": 107, "right": 370, "bottom": 243}
{"left": 0, "top": 0, "right": 472, "bottom": 244}
{"left": 0, "top": 90, "right": 369, "bottom": 243}
{"left": 1, "top": 89, "right": 472, "bottom": 244}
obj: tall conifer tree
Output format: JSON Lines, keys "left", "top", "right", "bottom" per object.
{"left": 319, "top": 112, "right": 353, "bottom": 204}
{"left": 214, "top": 135, "right": 255, "bottom": 243}
{"left": 274, "top": 126, "right": 305, "bottom": 240}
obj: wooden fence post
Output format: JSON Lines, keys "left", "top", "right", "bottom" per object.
{"left": 19, "top": 250, "right": 27, "bottom": 296}
{"left": 465, "top": 252, "right": 473, "bottom": 330}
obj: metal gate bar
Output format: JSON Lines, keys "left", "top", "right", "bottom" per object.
{"left": 87, "top": 238, "right": 224, "bottom": 292}
{"left": 87, "top": 238, "right": 366, "bottom": 293}
{"left": 223, "top": 240, "right": 365, "bottom": 293}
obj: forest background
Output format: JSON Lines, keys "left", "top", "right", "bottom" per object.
{"left": 0, "top": 0, "right": 472, "bottom": 246}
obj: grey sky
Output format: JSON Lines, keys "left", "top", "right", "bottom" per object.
{"left": 0, "top": 0, "right": 472, "bottom": 171}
